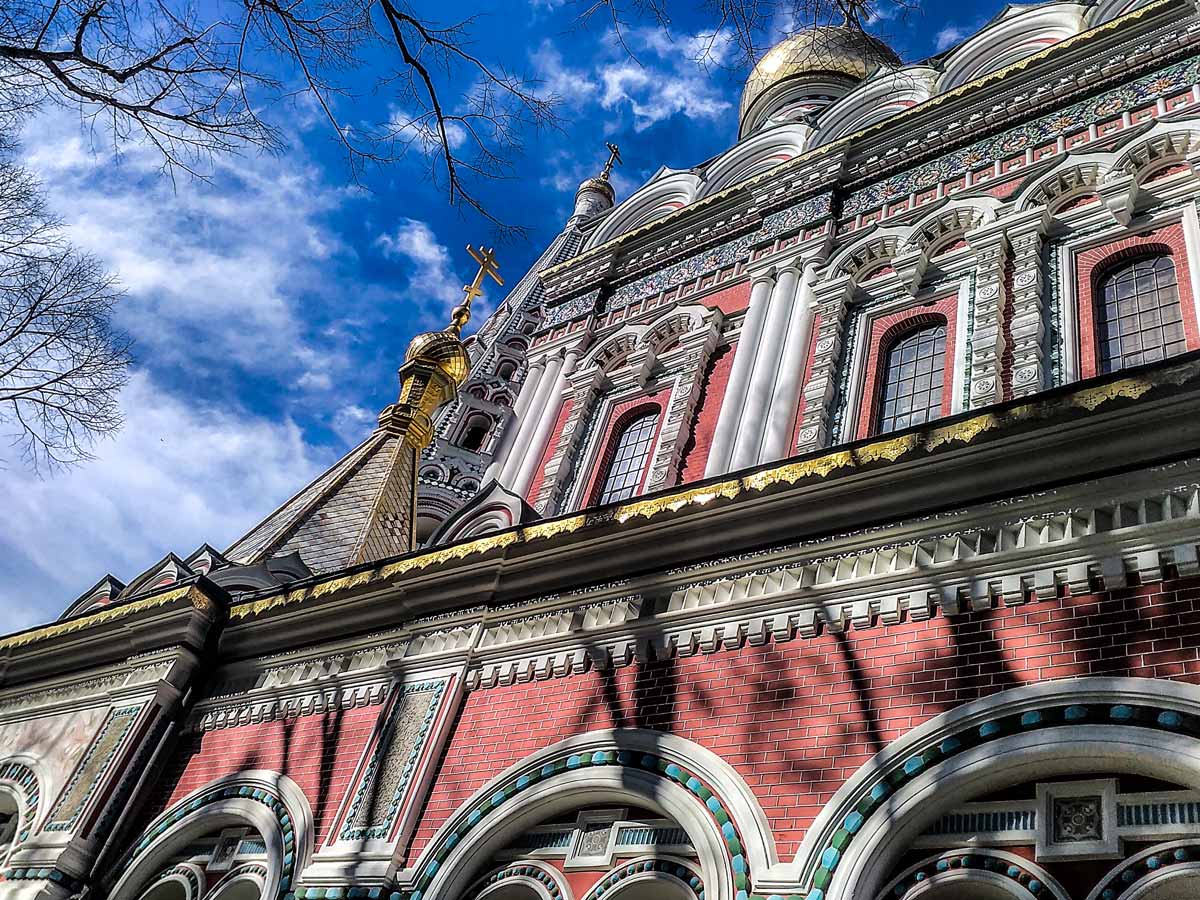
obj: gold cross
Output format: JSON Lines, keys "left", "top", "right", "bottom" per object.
{"left": 462, "top": 244, "right": 503, "bottom": 306}
{"left": 449, "top": 244, "right": 504, "bottom": 333}
{"left": 601, "top": 142, "right": 622, "bottom": 180}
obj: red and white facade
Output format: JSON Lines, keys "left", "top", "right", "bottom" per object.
{"left": 8, "top": 2, "right": 1200, "bottom": 900}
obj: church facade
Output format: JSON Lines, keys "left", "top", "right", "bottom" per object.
{"left": 6, "top": 1, "right": 1200, "bottom": 898}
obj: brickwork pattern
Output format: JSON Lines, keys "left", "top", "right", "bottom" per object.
{"left": 408, "top": 574, "right": 1200, "bottom": 864}
{"left": 679, "top": 342, "right": 736, "bottom": 483}
{"left": 151, "top": 702, "right": 385, "bottom": 845}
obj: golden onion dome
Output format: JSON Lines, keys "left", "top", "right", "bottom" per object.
{"left": 403, "top": 326, "right": 471, "bottom": 386}
{"left": 739, "top": 25, "right": 900, "bottom": 131}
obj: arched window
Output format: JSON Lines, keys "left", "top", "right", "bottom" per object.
{"left": 0, "top": 791, "right": 19, "bottom": 863}
{"left": 460, "top": 414, "right": 493, "bottom": 453}
{"left": 1095, "top": 254, "right": 1186, "bottom": 373}
{"left": 593, "top": 409, "right": 659, "bottom": 505}
{"left": 875, "top": 321, "right": 947, "bottom": 434}
{"left": 495, "top": 359, "right": 517, "bottom": 381}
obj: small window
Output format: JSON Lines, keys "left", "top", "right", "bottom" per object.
{"left": 496, "top": 360, "right": 517, "bottom": 381}
{"left": 876, "top": 322, "right": 947, "bottom": 434}
{"left": 460, "top": 414, "right": 492, "bottom": 452}
{"left": 594, "top": 409, "right": 659, "bottom": 505}
{"left": 1096, "top": 254, "right": 1186, "bottom": 373}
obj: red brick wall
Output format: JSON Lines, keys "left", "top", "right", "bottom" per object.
{"left": 408, "top": 574, "right": 1200, "bottom": 864}
{"left": 854, "top": 293, "right": 959, "bottom": 440}
{"left": 1075, "top": 223, "right": 1200, "bottom": 378}
{"left": 790, "top": 311, "right": 823, "bottom": 445}
{"left": 698, "top": 280, "right": 752, "bottom": 315}
{"left": 679, "top": 343, "right": 736, "bottom": 483}
{"left": 150, "top": 702, "right": 385, "bottom": 845}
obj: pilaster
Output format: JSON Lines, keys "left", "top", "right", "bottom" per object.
{"left": 1007, "top": 211, "right": 1051, "bottom": 398}
{"left": 965, "top": 226, "right": 1009, "bottom": 408}
{"left": 794, "top": 276, "right": 853, "bottom": 454}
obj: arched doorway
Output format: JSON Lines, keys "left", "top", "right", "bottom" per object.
{"left": 0, "top": 790, "right": 20, "bottom": 865}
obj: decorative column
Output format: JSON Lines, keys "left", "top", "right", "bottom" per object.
{"left": 532, "top": 365, "right": 606, "bottom": 515}
{"left": 730, "top": 260, "right": 804, "bottom": 472}
{"left": 485, "top": 357, "right": 546, "bottom": 482}
{"left": 499, "top": 352, "right": 563, "bottom": 487}
{"left": 643, "top": 315, "right": 723, "bottom": 492}
{"left": 1006, "top": 210, "right": 1050, "bottom": 398}
{"left": 760, "top": 260, "right": 819, "bottom": 462}
{"left": 794, "top": 276, "right": 853, "bottom": 454}
{"left": 703, "top": 268, "right": 776, "bottom": 477}
{"left": 965, "top": 225, "right": 1009, "bottom": 409}
{"left": 512, "top": 348, "right": 580, "bottom": 498}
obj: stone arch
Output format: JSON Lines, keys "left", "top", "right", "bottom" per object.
{"left": 586, "top": 330, "right": 646, "bottom": 374}
{"left": 580, "top": 856, "right": 704, "bottom": 900}
{"left": 469, "top": 861, "right": 572, "bottom": 900}
{"left": 207, "top": 863, "right": 269, "bottom": 900}
{"left": 639, "top": 307, "right": 709, "bottom": 353}
{"left": 584, "top": 170, "right": 701, "bottom": 251}
{"left": 0, "top": 757, "right": 44, "bottom": 864}
{"left": 134, "top": 864, "right": 205, "bottom": 900}
{"left": 398, "top": 729, "right": 776, "bottom": 900}
{"left": 1109, "top": 124, "right": 1200, "bottom": 185}
{"left": 904, "top": 199, "right": 999, "bottom": 257}
{"left": 108, "top": 770, "right": 314, "bottom": 900}
{"left": 937, "top": 4, "right": 1088, "bottom": 92}
{"left": 825, "top": 230, "right": 907, "bottom": 286}
{"left": 793, "top": 677, "right": 1200, "bottom": 900}
{"left": 699, "top": 125, "right": 809, "bottom": 198}
{"left": 812, "top": 68, "right": 938, "bottom": 147}
{"left": 1086, "top": 839, "right": 1200, "bottom": 900}
{"left": 878, "top": 848, "right": 1069, "bottom": 900}
{"left": 1014, "top": 154, "right": 1111, "bottom": 213}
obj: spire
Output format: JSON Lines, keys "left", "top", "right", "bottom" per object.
{"left": 570, "top": 143, "right": 623, "bottom": 226}
{"left": 225, "top": 242, "right": 503, "bottom": 572}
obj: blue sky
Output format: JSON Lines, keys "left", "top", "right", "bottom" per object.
{"left": 0, "top": 0, "right": 993, "bottom": 628}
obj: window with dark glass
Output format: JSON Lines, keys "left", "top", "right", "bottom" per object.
{"left": 1096, "top": 254, "right": 1186, "bottom": 373}
{"left": 876, "top": 322, "right": 947, "bottom": 434}
{"left": 594, "top": 410, "right": 659, "bottom": 505}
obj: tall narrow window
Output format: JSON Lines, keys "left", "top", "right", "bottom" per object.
{"left": 594, "top": 409, "right": 659, "bottom": 505}
{"left": 876, "top": 322, "right": 947, "bottom": 434}
{"left": 1096, "top": 254, "right": 1186, "bottom": 373}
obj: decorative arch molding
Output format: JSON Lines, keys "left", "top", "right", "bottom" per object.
{"left": 208, "top": 863, "right": 269, "bottom": 900}
{"left": 469, "top": 860, "right": 571, "bottom": 900}
{"left": 811, "top": 68, "right": 938, "bottom": 147}
{"left": 792, "top": 677, "right": 1200, "bottom": 900}
{"left": 584, "top": 170, "right": 701, "bottom": 251}
{"left": 937, "top": 4, "right": 1088, "bottom": 92}
{"left": 639, "top": 306, "right": 711, "bottom": 353}
{"left": 699, "top": 125, "right": 810, "bottom": 198}
{"left": 0, "top": 758, "right": 44, "bottom": 847}
{"left": 904, "top": 199, "right": 1000, "bottom": 256}
{"left": 580, "top": 856, "right": 704, "bottom": 900}
{"left": 1014, "top": 154, "right": 1111, "bottom": 213}
{"left": 108, "top": 770, "right": 314, "bottom": 900}
{"left": 586, "top": 329, "right": 648, "bottom": 375}
{"left": 1086, "top": 839, "right": 1200, "bottom": 900}
{"left": 826, "top": 230, "right": 906, "bottom": 285}
{"left": 137, "top": 863, "right": 206, "bottom": 900}
{"left": 878, "top": 848, "right": 1070, "bottom": 900}
{"left": 1108, "top": 122, "right": 1200, "bottom": 183}
{"left": 395, "top": 729, "right": 776, "bottom": 900}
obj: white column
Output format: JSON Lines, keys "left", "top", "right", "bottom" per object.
{"left": 512, "top": 349, "right": 578, "bottom": 497}
{"left": 759, "top": 263, "right": 817, "bottom": 462}
{"left": 499, "top": 355, "right": 561, "bottom": 487}
{"left": 703, "top": 269, "right": 776, "bottom": 478}
{"left": 486, "top": 359, "right": 545, "bottom": 482}
{"left": 729, "top": 262, "right": 802, "bottom": 472}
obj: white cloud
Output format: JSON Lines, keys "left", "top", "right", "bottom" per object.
{"left": 934, "top": 24, "right": 970, "bottom": 51}
{"left": 375, "top": 218, "right": 498, "bottom": 329}
{"left": 0, "top": 372, "right": 330, "bottom": 630}
{"left": 535, "top": 31, "right": 733, "bottom": 134}
{"left": 19, "top": 111, "right": 359, "bottom": 390}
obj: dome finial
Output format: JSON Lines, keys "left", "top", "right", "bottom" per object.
{"left": 451, "top": 244, "right": 504, "bottom": 336}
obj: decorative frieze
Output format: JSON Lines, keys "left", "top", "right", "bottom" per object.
{"left": 45, "top": 705, "right": 140, "bottom": 832}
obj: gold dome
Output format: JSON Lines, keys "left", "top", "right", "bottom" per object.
{"left": 739, "top": 26, "right": 900, "bottom": 130}
{"left": 403, "top": 327, "right": 470, "bottom": 386}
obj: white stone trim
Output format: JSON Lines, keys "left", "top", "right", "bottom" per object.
{"left": 790, "top": 678, "right": 1200, "bottom": 900}
{"left": 1086, "top": 839, "right": 1200, "bottom": 900}
{"left": 877, "top": 849, "right": 1070, "bottom": 900}
{"left": 396, "top": 729, "right": 777, "bottom": 900}
{"left": 108, "top": 770, "right": 313, "bottom": 900}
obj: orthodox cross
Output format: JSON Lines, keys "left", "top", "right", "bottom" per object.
{"left": 461, "top": 244, "right": 504, "bottom": 309}
{"left": 601, "top": 142, "right": 623, "bottom": 180}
